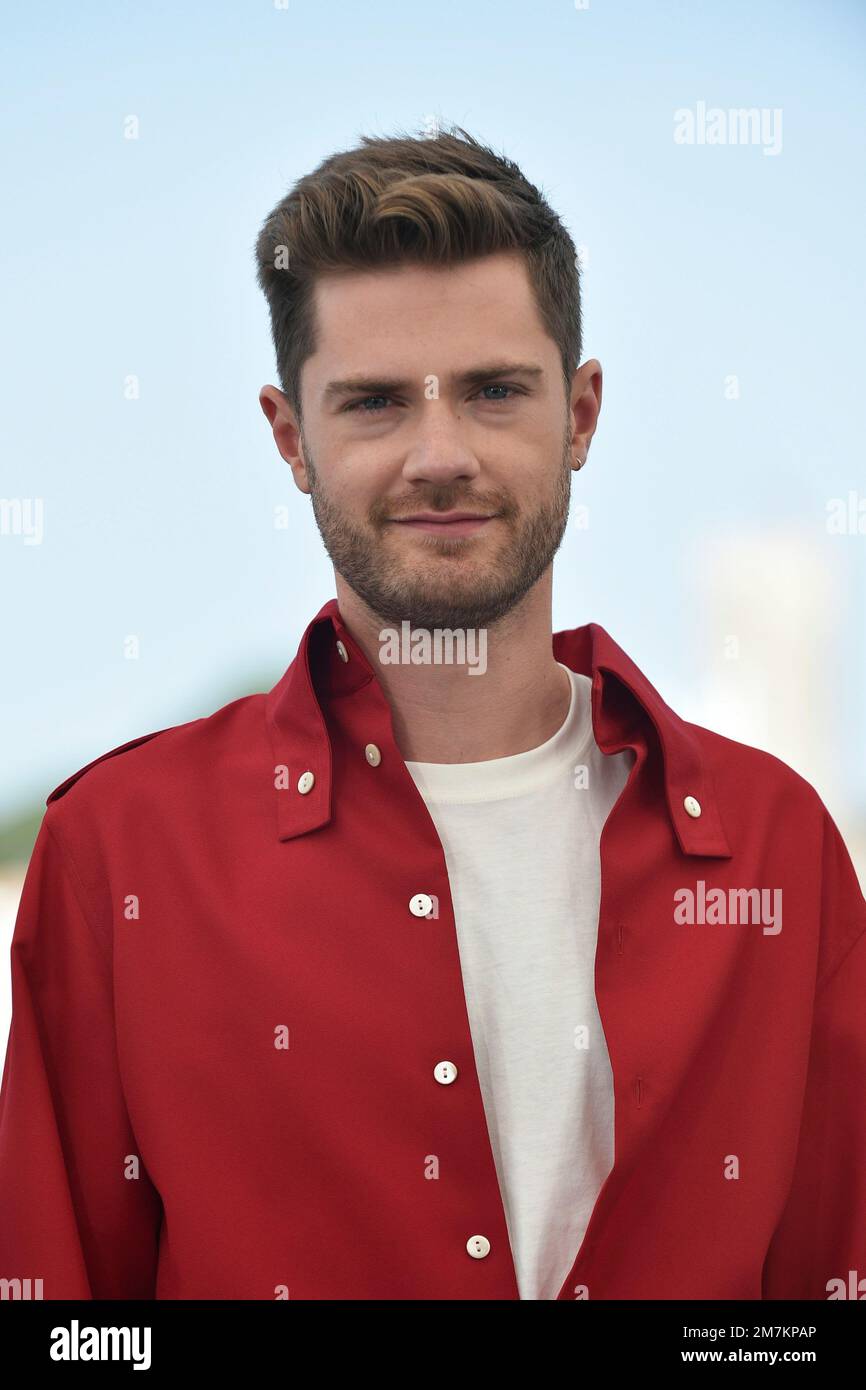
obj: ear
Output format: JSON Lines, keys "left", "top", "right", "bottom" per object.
{"left": 567, "top": 359, "right": 602, "bottom": 470}
{"left": 259, "top": 385, "right": 311, "bottom": 495}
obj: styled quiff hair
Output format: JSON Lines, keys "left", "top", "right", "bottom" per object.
{"left": 254, "top": 125, "right": 583, "bottom": 422}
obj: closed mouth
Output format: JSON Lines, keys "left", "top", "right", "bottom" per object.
{"left": 392, "top": 511, "right": 497, "bottom": 524}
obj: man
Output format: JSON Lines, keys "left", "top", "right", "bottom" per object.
{"left": 1, "top": 127, "right": 864, "bottom": 1301}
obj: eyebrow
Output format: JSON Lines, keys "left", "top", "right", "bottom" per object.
{"left": 322, "top": 361, "right": 546, "bottom": 404}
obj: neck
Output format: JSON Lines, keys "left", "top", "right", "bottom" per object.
{"left": 334, "top": 572, "right": 572, "bottom": 764}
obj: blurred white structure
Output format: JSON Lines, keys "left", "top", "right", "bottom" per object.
{"left": 689, "top": 523, "right": 866, "bottom": 891}
{"left": 0, "top": 868, "right": 24, "bottom": 1027}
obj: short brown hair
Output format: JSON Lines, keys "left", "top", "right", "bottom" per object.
{"left": 254, "top": 125, "right": 582, "bottom": 421}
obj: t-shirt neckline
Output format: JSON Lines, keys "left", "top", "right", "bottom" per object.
{"left": 403, "top": 663, "right": 593, "bottom": 804}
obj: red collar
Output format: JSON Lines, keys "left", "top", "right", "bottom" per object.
{"left": 265, "top": 598, "right": 732, "bottom": 859}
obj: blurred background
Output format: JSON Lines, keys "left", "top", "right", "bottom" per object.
{"left": 2, "top": 0, "right": 865, "bottom": 1027}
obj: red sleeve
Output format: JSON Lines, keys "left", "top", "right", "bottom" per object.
{"left": 0, "top": 812, "right": 162, "bottom": 1299}
{"left": 762, "top": 810, "right": 866, "bottom": 1300}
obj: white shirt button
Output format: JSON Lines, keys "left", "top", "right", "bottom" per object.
{"left": 409, "top": 893, "right": 434, "bottom": 918}
{"left": 683, "top": 795, "right": 702, "bottom": 818}
{"left": 365, "top": 743, "right": 382, "bottom": 767}
{"left": 297, "top": 770, "right": 315, "bottom": 795}
{"left": 466, "top": 1235, "right": 491, "bottom": 1259}
{"left": 336, "top": 639, "right": 349, "bottom": 663}
{"left": 433, "top": 1060, "right": 458, "bottom": 1085}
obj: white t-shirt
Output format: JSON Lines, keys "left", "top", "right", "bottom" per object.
{"left": 404, "top": 664, "right": 635, "bottom": 1299}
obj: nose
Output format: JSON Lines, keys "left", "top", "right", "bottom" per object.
{"left": 400, "top": 404, "right": 482, "bottom": 487}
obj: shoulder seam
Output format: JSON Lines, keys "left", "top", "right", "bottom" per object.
{"left": 45, "top": 728, "right": 174, "bottom": 804}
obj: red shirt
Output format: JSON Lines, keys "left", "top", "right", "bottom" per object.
{"left": 1, "top": 597, "right": 865, "bottom": 1300}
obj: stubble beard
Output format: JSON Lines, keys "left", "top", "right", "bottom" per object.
{"left": 302, "top": 428, "right": 573, "bottom": 632}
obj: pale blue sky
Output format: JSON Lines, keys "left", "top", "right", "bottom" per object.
{"left": 2, "top": 0, "right": 865, "bottom": 824}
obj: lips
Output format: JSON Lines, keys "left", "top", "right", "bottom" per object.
{"left": 394, "top": 511, "right": 495, "bottom": 524}
{"left": 391, "top": 512, "right": 498, "bottom": 537}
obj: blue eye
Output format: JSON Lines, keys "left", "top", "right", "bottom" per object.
{"left": 344, "top": 383, "right": 523, "bottom": 413}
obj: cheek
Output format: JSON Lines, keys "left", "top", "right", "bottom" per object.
{"left": 329, "top": 442, "right": 403, "bottom": 500}
{"left": 482, "top": 427, "right": 562, "bottom": 483}
{"left": 320, "top": 461, "right": 386, "bottom": 519}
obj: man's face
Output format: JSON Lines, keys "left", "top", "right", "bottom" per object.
{"left": 285, "top": 251, "right": 589, "bottom": 630}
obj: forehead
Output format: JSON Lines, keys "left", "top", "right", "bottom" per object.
{"left": 307, "top": 251, "right": 553, "bottom": 366}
